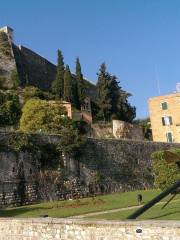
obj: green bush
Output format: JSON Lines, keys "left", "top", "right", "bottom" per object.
{"left": 23, "top": 86, "right": 45, "bottom": 102}
{"left": 72, "top": 119, "right": 88, "bottom": 134}
{"left": 0, "top": 91, "right": 21, "bottom": 126}
{"left": 58, "top": 127, "right": 86, "bottom": 157}
{"left": 19, "top": 99, "right": 70, "bottom": 133}
{"left": 151, "top": 149, "right": 180, "bottom": 190}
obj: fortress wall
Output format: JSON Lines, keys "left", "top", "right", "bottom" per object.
{"left": 77, "top": 138, "right": 180, "bottom": 193}
{"left": 0, "top": 32, "right": 18, "bottom": 88}
{"left": 0, "top": 218, "right": 179, "bottom": 240}
{"left": 0, "top": 132, "right": 180, "bottom": 206}
{"left": 15, "top": 46, "right": 57, "bottom": 90}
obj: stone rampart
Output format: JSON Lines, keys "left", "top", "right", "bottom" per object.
{"left": 0, "top": 218, "right": 179, "bottom": 240}
{"left": 0, "top": 132, "right": 180, "bottom": 206}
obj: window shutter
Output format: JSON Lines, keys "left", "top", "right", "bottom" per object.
{"left": 162, "top": 117, "right": 165, "bottom": 126}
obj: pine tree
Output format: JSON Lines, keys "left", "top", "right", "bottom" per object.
{"left": 76, "top": 57, "right": 85, "bottom": 107}
{"left": 64, "top": 65, "right": 72, "bottom": 102}
{"left": 96, "top": 63, "right": 112, "bottom": 121}
{"left": 51, "top": 49, "right": 64, "bottom": 99}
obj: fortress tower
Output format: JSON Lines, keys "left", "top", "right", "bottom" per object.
{"left": 0, "top": 26, "right": 14, "bottom": 42}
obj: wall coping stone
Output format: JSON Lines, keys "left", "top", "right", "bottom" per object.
{"left": 0, "top": 218, "right": 179, "bottom": 227}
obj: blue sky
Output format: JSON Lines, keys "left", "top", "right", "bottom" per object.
{"left": 1, "top": 0, "right": 180, "bottom": 118}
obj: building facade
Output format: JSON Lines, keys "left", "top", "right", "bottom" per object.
{"left": 148, "top": 92, "right": 180, "bottom": 143}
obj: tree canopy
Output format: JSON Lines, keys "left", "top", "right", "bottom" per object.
{"left": 19, "top": 99, "right": 71, "bottom": 133}
{"left": 96, "top": 63, "right": 136, "bottom": 122}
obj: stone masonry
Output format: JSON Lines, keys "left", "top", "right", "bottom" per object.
{"left": 0, "top": 132, "right": 180, "bottom": 207}
{"left": 0, "top": 218, "right": 179, "bottom": 240}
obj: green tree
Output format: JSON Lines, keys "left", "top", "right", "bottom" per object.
{"left": 115, "top": 91, "right": 136, "bottom": 122}
{"left": 151, "top": 149, "right": 180, "bottom": 190}
{"left": 19, "top": 99, "right": 71, "bottom": 133}
{"left": 134, "top": 118, "right": 152, "bottom": 140}
{"left": 64, "top": 65, "right": 72, "bottom": 102}
{"left": 96, "top": 63, "right": 136, "bottom": 122}
{"left": 58, "top": 127, "right": 85, "bottom": 157}
{"left": 76, "top": 57, "right": 85, "bottom": 107}
{"left": 96, "top": 63, "right": 112, "bottom": 121}
{"left": 51, "top": 50, "right": 64, "bottom": 99}
{"left": 71, "top": 76, "right": 79, "bottom": 108}
{"left": 23, "top": 86, "right": 44, "bottom": 102}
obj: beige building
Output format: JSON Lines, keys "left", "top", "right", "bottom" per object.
{"left": 148, "top": 91, "right": 180, "bottom": 143}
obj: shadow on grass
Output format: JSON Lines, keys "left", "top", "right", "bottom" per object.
{"left": 150, "top": 210, "right": 180, "bottom": 220}
{"left": 0, "top": 206, "right": 46, "bottom": 217}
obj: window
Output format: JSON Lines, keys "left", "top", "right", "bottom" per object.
{"left": 161, "top": 102, "right": 168, "bottom": 110}
{"left": 162, "top": 116, "right": 173, "bottom": 126}
{"left": 166, "top": 132, "right": 173, "bottom": 142}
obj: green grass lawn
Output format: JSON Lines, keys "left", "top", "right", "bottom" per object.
{"left": 0, "top": 189, "right": 179, "bottom": 219}
{"left": 88, "top": 198, "right": 180, "bottom": 220}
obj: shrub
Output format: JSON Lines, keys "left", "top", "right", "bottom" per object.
{"left": 23, "top": 86, "right": 45, "bottom": 102}
{"left": 151, "top": 149, "right": 180, "bottom": 190}
{"left": 58, "top": 127, "right": 86, "bottom": 157}
{"left": 19, "top": 99, "right": 70, "bottom": 133}
{"left": 0, "top": 91, "right": 21, "bottom": 126}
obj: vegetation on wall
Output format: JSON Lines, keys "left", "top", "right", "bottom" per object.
{"left": 58, "top": 127, "right": 86, "bottom": 157}
{"left": 151, "top": 149, "right": 180, "bottom": 190}
{"left": 0, "top": 91, "right": 21, "bottom": 126}
{"left": 11, "top": 69, "right": 20, "bottom": 89}
{"left": 134, "top": 118, "right": 152, "bottom": 140}
{"left": 0, "top": 32, "right": 12, "bottom": 58}
{"left": 19, "top": 98, "right": 86, "bottom": 157}
{"left": 0, "top": 76, "right": 6, "bottom": 89}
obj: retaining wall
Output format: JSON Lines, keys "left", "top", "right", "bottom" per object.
{"left": 0, "top": 218, "right": 179, "bottom": 240}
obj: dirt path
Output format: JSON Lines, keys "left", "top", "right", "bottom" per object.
{"left": 70, "top": 199, "right": 180, "bottom": 219}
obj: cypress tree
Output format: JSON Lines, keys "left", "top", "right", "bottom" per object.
{"left": 96, "top": 63, "right": 112, "bottom": 121}
{"left": 51, "top": 49, "right": 64, "bottom": 99}
{"left": 64, "top": 65, "right": 72, "bottom": 102}
{"left": 76, "top": 57, "right": 85, "bottom": 107}
{"left": 71, "top": 76, "right": 79, "bottom": 109}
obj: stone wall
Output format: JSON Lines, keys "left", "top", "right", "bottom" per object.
{"left": 13, "top": 45, "right": 57, "bottom": 90}
{"left": 76, "top": 138, "right": 180, "bottom": 193}
{"left": 0, "top": 218, "right": 179, "bottom": 240}
{"left": 0, "top": 132, "right": 180, "bottom": 206}
{"left": 113, "top": 120, "right": 144, "bottom": 140}
{"left": 90, "top": 120, "right": 144, "bottom": 140}
{"left": 0, "top": 31, "right": 18, "bottom": 88}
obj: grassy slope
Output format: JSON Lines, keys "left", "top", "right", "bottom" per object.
{"left": 0, "top": 189, "right": 174, "bottom": 218}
